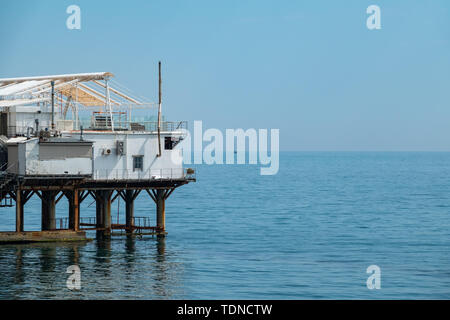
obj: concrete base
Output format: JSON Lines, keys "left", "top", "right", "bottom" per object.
{"left": 0, "top": 230, "right": 89, "bottom": 244}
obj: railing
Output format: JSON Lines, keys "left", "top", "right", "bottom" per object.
{"left": 0, "top": 162, "right": 8, "bottom": 172}
{"left": 2, "top": 162, "right": 18, "bottom": 173}
{"left": 92, "top": 168, "right": 195, "bottom": 181}
{"left": 7, "top": 120, "right": 187, "bottom": 136}
{"left": 1, "top": 161, "right": 195, "bottom": 182}
{"left": 0, "top": 192, "right": 13, "bottom": 207}
{"left": 88, "top": 120, "right": 187, "bottom": 132}
{"left": 134, "top": 121, "right": 187, "bottom": 132}
{"left": 132, "top": 216, "right": 151, "bottom": 229}
{"left": 80, "top": 217, "right": 96, "bottom": 227}
{"left": 90, "top": 111, "right": 127, "bottom": 130}
{"left": 7, "top": 126, "right": 17, "bottom": 137}
{"left": 8, "top": 124, "right": 39, "bottom": 137}
{"left": 80, "top": 216, "right": 154, "bottom": 232}
{"left": 0, "top": 162, "right": 19, "bottom": 190}
{"left": 52, "top": 217, "right": 69, "bottom": 230}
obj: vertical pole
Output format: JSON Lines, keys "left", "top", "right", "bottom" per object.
{"left": 105, "top": 79, "right": 114, "bottom": 131}
{"left": 156, "top": 189, "right": 165, "bottom": 237}
{"left": 75, "top": 84, "right": 79, "bottom": 130}
{"left": 74, "top": 190, "right": 79, "bottom": 231}
{"left": 105, "top": 191, "right": 111, "bottom": 234}
{"left": 125, "top": 190, "right": 134, "bottom": 234}
{"left": 15, "top": 189, "right": 23, "bottom": 232}
{"left": 96, "top": 191, "right": 104, "bottom": 238}
{"left": 51, "top": 81, "right": 55, "bottom": 130}
{"left": 68, "top": 190, "right": 75, "bottom": 229}
{"left": 128, "top": 105, "right": 132, "bottom": 130}
{"left": 69, "top": 190, "right": 79, "bottom": 231}
{"left": 157, "top": 61, "right": 162, "bottom": 157}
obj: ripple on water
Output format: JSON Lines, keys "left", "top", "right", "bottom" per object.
{"left": 1, "top": 152, "right": 450, "bottom": 299}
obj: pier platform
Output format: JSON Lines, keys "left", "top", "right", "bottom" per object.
{"left": 0, "top": 230, "right": 89, "bottom": 244}
{"left": 0, "top": 69, "right": 195, "bottom": 243}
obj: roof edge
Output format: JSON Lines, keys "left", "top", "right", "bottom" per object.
{"left": 0, "top": 72, "right": 114, "bottom": 84}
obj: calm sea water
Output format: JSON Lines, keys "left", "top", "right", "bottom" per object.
{"left": 1, "top": 152, "right": 450, "bottom": 299}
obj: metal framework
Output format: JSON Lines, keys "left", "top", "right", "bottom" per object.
{"left": 0, "top": 72, "right": 158, "bottom": 133}
{"left": 0, "top": 173, "right": 195, "bottom": 243}
{"left": 0, "top": 72, "right": 151, "bottom": 107}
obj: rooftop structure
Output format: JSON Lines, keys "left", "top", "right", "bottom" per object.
{"left": 0, "top": 65, "right": 195, "bottom": 243}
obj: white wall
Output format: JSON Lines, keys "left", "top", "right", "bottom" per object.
{"left": 19, "top": 138, "right": 92, "bottom": 176}
{"left": 9, "top": 105, "right": 56, "bottom": 136}
{"left": 63, "top": 131, "right": 184, "bottom": 180}
{"left": 8, "top": 131, "right": 185, "bottom": 179}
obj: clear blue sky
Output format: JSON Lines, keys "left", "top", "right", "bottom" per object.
{"left": 1, "top": 0, "right": 449, "bottom": 151}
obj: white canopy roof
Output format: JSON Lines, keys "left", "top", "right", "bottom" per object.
{"left": 0, "top": 72, "right": 114, "bottom": 85}
{"left": 0, "top": 72, "right": 151, "bottom": 108}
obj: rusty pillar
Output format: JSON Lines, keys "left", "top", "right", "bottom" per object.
{"left": 15, "top": 189, "right": 24, "bottom": 232}
{"left": 95, "top": 190, "right": 111, "bottom": 238}
{"left": 68, "top": 191, "right": 74, "bottom": 229}
{"left": 96, "top": 191, "right": 104, "bottom": 238}
{"left": 73, "top": 190, "right": 79, "bottom": 231}
{"left": 156, "top": 189, "right": 166, "bottom": 237}
{"left": 125, "top": 190, "right": 134, "bottom": 234}
{"left": 105, "top": 191, "right": 111, "bottom": 233}
{"left": 68, "top": 190, "right": 80, "bottom": 231}
{"left": 41, "top": 191, "right": 57, "bottom": 231}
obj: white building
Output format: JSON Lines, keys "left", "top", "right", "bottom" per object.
{"left": 0, "top": 71, "right": 190, "bottom": 181}
{"left": 0, "top": 69, "right": 194, "bottom": 241}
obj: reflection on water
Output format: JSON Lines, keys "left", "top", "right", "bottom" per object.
{"left": 0, "top": 236, "right": 185, "bottom": 299}
{"left": 2, "top": 153, "right": 450, "bottom": 298}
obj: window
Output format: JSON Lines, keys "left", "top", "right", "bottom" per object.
{"left": 133, "top": 155, "right": 143, "bottom": 171}
{"left": 165, "top": 137, "right": 173, "bottom": 150}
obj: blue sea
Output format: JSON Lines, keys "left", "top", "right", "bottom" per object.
{"left": 1, "top": 152, "right": 450, "bottom": 299}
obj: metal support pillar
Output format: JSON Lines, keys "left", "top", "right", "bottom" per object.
{"left": 73, "top": 190, "right": 79, "bottom": 231}
{"left": 156, "top": 189, "right": 166, "bottom": 237}
{"left": 96, "top": 192, "right": 103, "bottom": 237}
{"left": 68, "top": 190, "right": 80, "bottom": 231}
{"left": 41, "top": 191, "right": 57, "bottom": 231}
{"left": 68, "top": 191, "right": 74, "bottom": 229}
{"left": 15, "top": 189, "right": 24, "bottom": 232}
{"left": 125, "top": 190, "right": 134, "bottom": 234}
{"left": 95, "top": 190, "right": 111, "bottom": 237}
{"left": 105, "top": 191, "right": 111, "bottom": 233}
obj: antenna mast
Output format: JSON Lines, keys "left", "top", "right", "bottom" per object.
{"left": 51, "top": 81, "right": 55, "bottom": 130}
{"left": 157, "top": 61, "right": 162, "bottom": 157}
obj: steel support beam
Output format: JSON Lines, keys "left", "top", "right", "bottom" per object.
{"left": 156, "top": 189, "right": 165, "bottom": 237}
{"left": 15, "top": 189, "right": 24, "bottom": 232}
{"left": 125, "top": 190, "right": 134, "bottom": 234}
{"left": 95, "top": 190, "right": 111, "bottom": 237}
{"left": 73, "top": 190, "right": 79, "bottom": 231}
{"left": 67, "top": 190, "right": 80, "bottom": 231}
